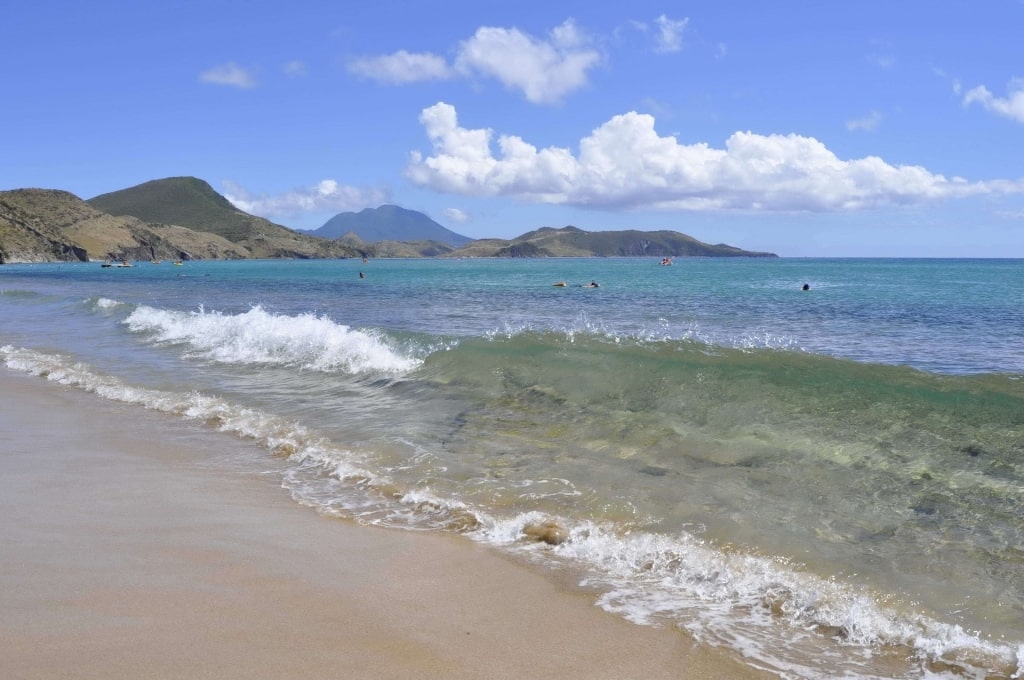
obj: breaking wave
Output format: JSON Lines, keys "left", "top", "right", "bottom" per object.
{"left": 123, "top": 304, "right": 421, "bottom": 374}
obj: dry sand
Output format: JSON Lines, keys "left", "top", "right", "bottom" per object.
{"left": 0, "top": 370, "right": 772, "bottom": 679}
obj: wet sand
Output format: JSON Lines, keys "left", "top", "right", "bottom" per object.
{"left": 0, "top": 370, "right": 772, "bottom": 680}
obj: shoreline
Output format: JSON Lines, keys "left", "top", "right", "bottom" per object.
{"left": 0, "top": 369, "right": 772, "bottom": 679}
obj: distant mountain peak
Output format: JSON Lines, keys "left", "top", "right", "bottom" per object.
{"left": 306, "top": 205, "right": 472, "bottom": 246}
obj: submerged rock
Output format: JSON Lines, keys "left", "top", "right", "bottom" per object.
{"left": 523, "top": 519, "right": 569, "bottom": 545}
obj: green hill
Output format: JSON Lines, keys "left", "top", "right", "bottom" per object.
{"left": 89, "top": 177, "right": 256, "bottom": 241}
{"left": 87, "top": 177, "right": 364, "bottom": 259}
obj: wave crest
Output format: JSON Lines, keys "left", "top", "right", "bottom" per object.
{"left": 124, "top": 305, "right": 420, "bottom": 374}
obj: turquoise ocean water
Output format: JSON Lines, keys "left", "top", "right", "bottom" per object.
{"left": 1, "top": 257, "right": 1022, "bottom": 679}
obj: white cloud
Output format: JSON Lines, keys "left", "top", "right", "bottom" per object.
{"left": 199, "top": 62, "right": 257, "bottom": 89}
{"left": 406, "top": 102, "right": 1024, "bottom": 213}
{"left": 620, "top": 15, "right": 689, "bottom": 53}
{"left": 442, "top": 207, "right": 470, "bottom": 223}
{"left": 223, "top": 179, "right": 389, "bottom": 218}
{"left": 452, "top": 19, "right": 601, "bottom": 104}
{"left": 963, "top": 78, "right": 1024, "bottom": 123}
{"left": 653, "top": 15, "right": 689, "bottom": 53}
{"left": 346, "top": 20, "right": 600, "bottom": 104}
{"left": 348, "top": 50, "right": 452, "bottom": 84}
{"left": 847, "top": 111, "right": 882, "bottom": 131}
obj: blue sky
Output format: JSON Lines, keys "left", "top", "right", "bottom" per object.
{"left": 3, "top": 1, "right": 1023, "bottom": 256}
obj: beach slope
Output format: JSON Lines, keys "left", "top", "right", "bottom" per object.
{"left": 0, "top": 371, "right": 770, "bottom": 679}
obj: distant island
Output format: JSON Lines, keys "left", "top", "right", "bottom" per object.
{"left": 0, "top": 176, "right": 777, "bottom": 263}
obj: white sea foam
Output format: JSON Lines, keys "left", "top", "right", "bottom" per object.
{"left": 124, "top": 304, "right": 420, "bottom": 374}
{"left": 0, "top": 343, "right": 380, "bottom": 486}
{"left": 469, "top": 511, "right": 1022, "bottom": 679}
{"left": 93, "top": 297, "right": 123, "bottom": 309}
{"left": 482, "top": 316, "right": 804, "bottom": 357}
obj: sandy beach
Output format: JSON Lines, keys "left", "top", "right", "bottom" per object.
{"left": 0, "top": 370, "right": 771, "bottom": 680}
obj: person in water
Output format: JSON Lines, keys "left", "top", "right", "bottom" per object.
{"left": 585, "top": 280, "right": 599, "bottom": 288}
{"left": 802, "top": 283, "right": 810, "bottom": 291}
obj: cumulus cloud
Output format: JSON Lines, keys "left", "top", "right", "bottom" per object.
{"left": 653, "top": 15, "right": 689, "bottom": 53}
{"left": 199, "top": 62, "right": 257, "bottom": 89}
{"left": 406, "top": 102, "right": 1023, "bottom": 212}
{"left": 349, "top": 20, "right": 600, "bottom": 104}
{"left": 348, "top": 50, "right": 452, "bottom": 84}
{"left": 454, "top": 19, "right": 601, "bottom": 104}
{"left": 962, "top": 78, "right": 1024, "bottom": 123}
{"left": 223, "top": 179, "right": 389, "bottom": 218}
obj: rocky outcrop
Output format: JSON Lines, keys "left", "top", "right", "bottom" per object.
{"left": 0, "top": 190, "right": 90, "bottom": 263}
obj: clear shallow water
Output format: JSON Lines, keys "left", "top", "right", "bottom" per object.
{"left": 2, "top": 257, "right": 1023, "bottom": 679}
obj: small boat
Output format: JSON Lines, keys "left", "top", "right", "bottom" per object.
{"left": 115, "top": 259, "right": 133, "bottom": 268}
{"left": 101, "top": 260, "right": 112, "bottom": 268}
{"left": 173, "top": 260, "right": 184, "bottom": 266}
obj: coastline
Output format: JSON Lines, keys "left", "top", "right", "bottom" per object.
{"left": 0, "top": 370, "right": 772, "bottom": 680}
